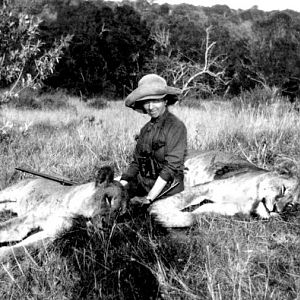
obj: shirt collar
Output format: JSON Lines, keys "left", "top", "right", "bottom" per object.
{"left": 150, "top": 108, "right": 169, "bottom": 124}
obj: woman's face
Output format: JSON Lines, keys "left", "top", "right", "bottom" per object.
{"left": 143, "top": 99, "right": 166, "bottom": 118}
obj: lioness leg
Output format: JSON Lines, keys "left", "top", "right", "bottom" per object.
{"left": 0, "top": 210, "right": 73, "bottom": 244}
{"left": 149, "top": 191, "right": 210, "bottom": 227}
{"left": 0, "top": 214, "right": 41, "bottom": 243}
{"left": 191, "top": 201, "right": 273, "bottom": 219}
{"left": 0, "top": 179, "right": 41, "bottom": 214}
{"left": 150, "top": 197, "right": 196, "bottom": 228}
{"left": 0, "top": 231, "right": 52, "bottom": 262}
{"left": 0, "top": 186, "right": 20, "bottom": 213}
{"left": 255, "top": 201, "right": 273, "bottom": 219}
{"left": 150, "top": 208, "right": 195, "bottom": 228}
{"left": 191, "top": 203, "right": 242, "bottom": 216}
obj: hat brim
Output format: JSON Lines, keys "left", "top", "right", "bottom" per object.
{"left": 125, "top": 85, "right": 182, "bottom": 113}
{"left": 138, "top": 94, "right": 167, "bottom": 101}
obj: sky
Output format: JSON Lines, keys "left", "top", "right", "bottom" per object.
{"left": 152, "top": 0, "right": 300, "bottom": 12}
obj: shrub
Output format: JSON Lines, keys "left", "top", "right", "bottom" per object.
{"left": 231, "top": 85, "right": 282, "bottom": 110}
{"left": 86, "top": 97, "right": 108, "bottom": 109}
{"left": 7, "top": 88, "right": 41, "bottom": 109}
{"left": 0, "top": 6, "right": 72, "bottom": 103}
{"left": 179, "top": 98, "right": 207, "bottom": 109}
{"left": 6, "top": 88, "right": 70, "bottom": 110}
{"left": 38, "top": 90, "right": 70, "bottom": 110}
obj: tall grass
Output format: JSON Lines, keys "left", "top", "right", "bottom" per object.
{"left": 0, "top": 94, "right": 299, "bottom": 299}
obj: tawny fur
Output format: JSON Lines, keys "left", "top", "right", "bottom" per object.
{"left": 0, "top": 151, "right": 299, "bottom": 259}
{"left": 149, "top": 151, "right": 300, "bottom": 227}
{"left": 0, "top": 166, "right": 127, "bottom": 259}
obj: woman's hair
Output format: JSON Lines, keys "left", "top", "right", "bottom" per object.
{"left": 134, "top": 94, "right": 178, "bottom": 113}
{"left": 164, "top": 94, "right": 178, "bottom": 105}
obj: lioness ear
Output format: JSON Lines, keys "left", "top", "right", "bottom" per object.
{"left": 275, "top": 166, "right": 292, "bottom": 177}
{"left": 95, "top": 166, "right": 114, "bottom": 187}
{"left": 281, "top": 185, "right": 286, "bottom": 196}
{"left": 274, "top": 160, "right": 298, "bottom": 177}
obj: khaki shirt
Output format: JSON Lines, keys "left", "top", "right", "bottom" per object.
{"left": 121, "top": 109, "right": 187, "bottom": 194}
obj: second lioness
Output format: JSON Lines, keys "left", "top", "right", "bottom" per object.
{"left": 149, "top": 151, "right": 299, "bottom": 227}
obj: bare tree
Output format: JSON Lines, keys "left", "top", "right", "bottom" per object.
{"left": 165, "top": 26, "right": 227, "bottom": 98}
{"left": 151, "top": 25, "right": 170, "bottom": 51}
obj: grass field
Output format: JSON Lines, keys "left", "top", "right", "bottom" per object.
{"left": 0, "top": 94, "right": 299, "bottom": 299}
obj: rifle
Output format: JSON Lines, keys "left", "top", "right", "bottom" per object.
{"left": 155, "top": 180, "right": 180, "bottom": 201}
{"left": 15, "top": 167, "right": 79, "bottom": 186}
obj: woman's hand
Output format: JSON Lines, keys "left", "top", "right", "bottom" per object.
{"left": 120, "top": 180, "right": 128, "bottom": 187}
{"left": 147, "top": 176, "right": 167, "bottom": 201}
{"left": 131, "top": 196, "right": 151, "bottom": 205}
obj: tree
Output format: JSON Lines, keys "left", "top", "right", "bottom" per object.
{"left": 251, "top": 12, "right": 300, "bottom": 88}
{"left": 174, "top": 26, "right": 227, "bottom": 97}
{"left": 147, "top": 26, "right": 227, "bottom": 99}
{"left": 41, "top": 1, "right": 113, "bottom": 95}
{"left": 0, "top": 4, "right": 71, "bottom": 103}
{"left": 41, "top": 2, "right": 153, "bottom": 97}
{"left": 105, "top": 4, "right": 153, "bottom": 96}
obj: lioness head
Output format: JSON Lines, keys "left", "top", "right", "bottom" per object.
{"left": 93, "top": 166, "right": 129, "bottom": 224}
{"left": 258, "top": 173, "right": 300, "bottom": 216}
{"left": 275, "top": 176, "right": 300, "bottom": 214}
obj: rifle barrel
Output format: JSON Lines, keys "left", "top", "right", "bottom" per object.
{"left": 15, "top": 167, "right": 79, "bottom": 186}
{"left": 155, "top": 180, "right": 180, "bottom": 201}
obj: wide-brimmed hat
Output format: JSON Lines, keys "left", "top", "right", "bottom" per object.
{"left": 125, "top": 74, "right": 182, "bottom": 113}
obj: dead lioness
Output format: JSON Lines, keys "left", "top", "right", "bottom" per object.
{"left": 0, "top": 166, "right": 128, "bottom": 259}
{"left": 150, "top": 151, "right": 300, "bottom": 227}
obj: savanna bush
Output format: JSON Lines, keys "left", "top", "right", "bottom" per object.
{"left": 1, "top": 95, "right": 300, "bottom": 299}
{"left": 6, "top": 88, "right": 70, "bottom": 110}
{"left": 180, "top": 94, "right": 230, "bottom": 110}
{"left": 5, "top": 88, "right": 40, "bottom": 109}
{"left": 231, "top": 85, "right": 282, "bottom": 110}
{"left": 38, "top": 90, "right": 70, "bottom": 110}
{"left": 206, "top": 128, "right": 300, "bottom": 168}
{"left": 86, "top": 97, "right": 108, "bottom": 110}
{"left": 179, "top": 97, "right": 207, "bottom": 110}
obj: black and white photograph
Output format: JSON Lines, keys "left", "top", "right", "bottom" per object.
{"left": 0, "top": 0, "right": 300, "bottom": 298}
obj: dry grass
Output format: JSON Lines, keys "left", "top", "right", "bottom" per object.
{"left": 0, "top": 94, "right": 299, "bottom": 299}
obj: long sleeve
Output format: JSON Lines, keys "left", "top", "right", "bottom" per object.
{"left": 159, "top": 118, "right": 187, "bottom": 182}
{"left": 120, "top": 148, "right": 140, "bottom": 182}
{"left": 121, "top": 110, "right": 187, "bottom": 194}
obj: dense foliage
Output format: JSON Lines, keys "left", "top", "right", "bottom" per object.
{"left": 0, "top": 5, "right": 72, "bottom": 102}
{"left": 1, "top": 0, "right": 300, "bottom": 100}
{"left": 39, "top": 1, "right": 152, "bottom": 97}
